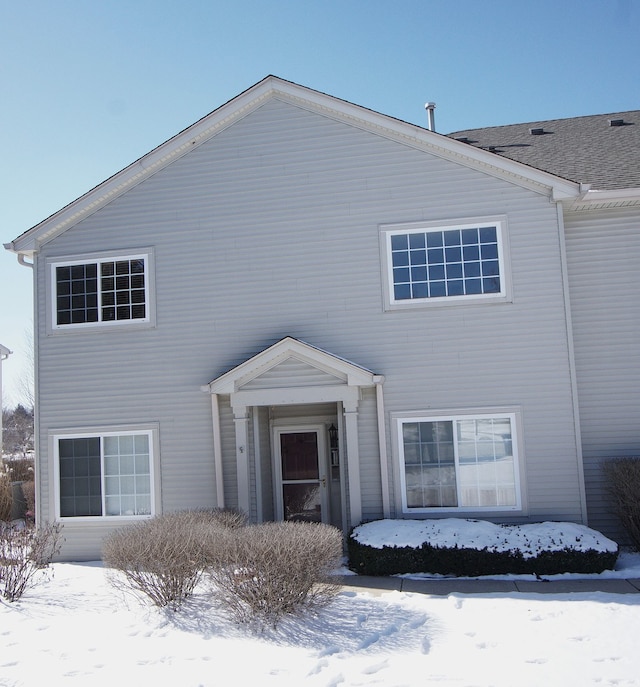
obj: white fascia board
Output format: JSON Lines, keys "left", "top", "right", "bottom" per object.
{"left": 230, "top": 384, "right": 360, "bottom": 409}
{"left": 569, "top": 187, "right": 640, "bottom": 209}
{"left": 206, "top": 336, "right": 376, "bottom": 395}
{"left": 7, "top": 76, "right": 582, "bottom": 254}
{"left": 269, "top": 80, "right": 582, "bottom": 201}
{"left": 7, "top": 77, "right": 282, "bottom": 254}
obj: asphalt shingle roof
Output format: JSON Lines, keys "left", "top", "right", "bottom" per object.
{"left": 448, "top": 111, "right": 640, "bottom": 191}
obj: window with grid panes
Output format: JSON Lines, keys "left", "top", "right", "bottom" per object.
{"left": 54, "top": 255, "right": 148, "bottom": 327}
{"left": 385, "top": 223, "right": 506, "bottom": 304}
{"left": 56, "top": 431, "right": 153, "bottom": 518}
{"left": 398, "top": 414, "right": 521, "bottom": 512}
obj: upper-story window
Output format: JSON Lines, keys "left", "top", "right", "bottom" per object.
{"left": 50, "top": 252, "right": 152, "bottom": 330}
{"left": 381, "top": 219, "right": 509, "bottom": 309}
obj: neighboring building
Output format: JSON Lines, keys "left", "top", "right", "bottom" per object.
{"left": 4, "top": 77, "right": 639, "bottom": 559}
{"left": 449, "top": 112, "right": 640, "bottom": 541}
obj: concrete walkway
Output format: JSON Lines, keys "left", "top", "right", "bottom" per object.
{"left": 337, "top": 575, "right": 640, "bottom": 596}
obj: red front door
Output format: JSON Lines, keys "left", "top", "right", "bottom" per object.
{"left": 279, "top": 431, "right": 324, "bottom": 523}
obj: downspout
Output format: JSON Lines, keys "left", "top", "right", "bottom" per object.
{"left": 374, "top": 375, "right": 391, "bottom": 518}
{"left": 555, "top": 202, "right": 588, "bottom": 524}
{"left": 17, "top": 253, "right": 34, "bottom": 268}
{"left": 14, "top": 252, "right": 38, "bottom": 523}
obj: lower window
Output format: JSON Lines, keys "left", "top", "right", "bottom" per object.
{"left": 398, "top": 413, "right": 520, "bottom": 512}
{"left": 56, "top": 430, "right": 154, "bottom": 518}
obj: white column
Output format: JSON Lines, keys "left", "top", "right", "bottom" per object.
{"left": 374, "top": 377, "right": 391, "bottom": 518}
{"left": 209, "top": 393, "right": 225, "bottom": 508}
{"left": 343, "top": 399, "right": 362, "bottom": 526}
{"left": 252, "top": 406, "right": 263, "bottom": 523}
{"left": 233, "top": 405, "right": 251, "bottom": 516}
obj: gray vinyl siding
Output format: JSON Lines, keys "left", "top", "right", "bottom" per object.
{"left": 564, "top": 205, "right": 640, "bottom": 542}
{"left": 357, "top": 387, "right": 385, "bottom": 522}
{"left": 35, "top": 97, "right": 584, "bottom": 558}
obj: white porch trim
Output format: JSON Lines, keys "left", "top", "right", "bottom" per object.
{"left": 209, "top": 393, "right": 225, "bottom": 507}
{"left": 233, "top": 405, "right": 251, "bottom": 515}
{"left": 343, "top": 398, "right": 362, "bottom": 524}
{"left": 202, "top": 337, "right": 382, "bottom": 527}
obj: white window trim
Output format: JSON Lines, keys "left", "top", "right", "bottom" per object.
{"left": 392, "top": 409, "right": 525, "bottom": 515}
{"left": 47, "top": 248, "right": 155, "bottom": 333}
{"left": 51, "top": 424, "right": 160, "bottom": 522}
{"left": 380, "top": 216, "right": 512, "bottom": 311}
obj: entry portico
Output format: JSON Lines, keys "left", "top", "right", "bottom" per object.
{"left": 203, "top": 337, "right": 387, "bottom": 531}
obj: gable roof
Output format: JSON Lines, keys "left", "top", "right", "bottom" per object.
{"left": 448, "top": 111, "right": 640, "bottom": 192}
{"left": 5, "top": 76, "right": 584, "bottom": 257}
{"left": 203, "top": 337, "right": 379, "bottom": 410}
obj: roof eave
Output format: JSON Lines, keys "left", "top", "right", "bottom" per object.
{"left": 6, "top": 76, "right": 584, "bottom": 253}
{"left": 8, "top": 76, "right": 287, "bottom": 254}
{"left": 569, "top": 187, "right": 640, "bottom": 209}
{"left": 273, "top": 82, "right": 582, "bottom": 200}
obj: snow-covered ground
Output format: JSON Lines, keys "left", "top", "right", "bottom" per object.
{"left": 2, "top": 524, "right": 640, "bottom": 687}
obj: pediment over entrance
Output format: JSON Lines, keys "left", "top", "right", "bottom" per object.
{"left": 204, "top": 337, "right": 380, "bottom": 398}
{"left": 203, "top": 337, "right": 388, "bottom": 526}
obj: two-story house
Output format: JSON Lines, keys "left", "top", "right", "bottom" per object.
{"left": 5, "top": 76, "right": 639, "bottom": 560}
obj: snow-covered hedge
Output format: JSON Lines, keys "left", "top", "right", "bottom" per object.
{"left": 348, "top": 519, "right": 619, "bottom": 576}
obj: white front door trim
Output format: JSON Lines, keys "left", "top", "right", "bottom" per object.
{"left": 272, "top": 424, "right": 329, "bottom": 524}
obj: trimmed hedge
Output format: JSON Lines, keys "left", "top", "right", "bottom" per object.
{"left": 103, "top": 511, "right": 342, "bottom": 627}
{"left": 348, "top": 521, "right": 619, "bottom": 577}
{"left": 208, "top": 521, "right": 342, "bottom": 628}
{"left": 103, "top": 508, "right": 246, "bottom": 609}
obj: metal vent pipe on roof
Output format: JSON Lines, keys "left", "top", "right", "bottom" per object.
{"left": 425, "top": 102, "right": 436, "bottom": 131}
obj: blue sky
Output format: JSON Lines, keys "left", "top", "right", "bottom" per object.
{"left": 1, "top": 0, "right": 638, "bottom": 404}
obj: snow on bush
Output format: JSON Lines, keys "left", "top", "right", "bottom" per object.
{"left": 348, "top": 519, "right": 619, "bottom": 577}
{"left": 352, "top": 519, "right": 618, "bottom": 556}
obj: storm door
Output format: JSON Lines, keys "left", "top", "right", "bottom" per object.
{"left": 275, "top": 428, "right": 328, "bottom": 523}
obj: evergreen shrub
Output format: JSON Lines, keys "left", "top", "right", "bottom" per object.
{"left": 348, "top": 524, "right": 618, "bottom": 577}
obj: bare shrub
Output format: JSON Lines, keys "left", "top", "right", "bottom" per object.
{"left": 0, "top": 462, "right": 12, "bottom": 523}
{"left": 603, "top": 457, "right": 640, "bottom": 550}
{"left": 0, "top": 522, "right": 63, "bottom": 601}
{"left": 207, "top": 521, "right": 343, "bottom": 629}
{"left": 103, "top": 509, "right": 246, "bottom": 610}
{"left": 5, "top": 457, "right": 35, "bottom": 483}
{"left": 178, "top": 507, "right": 247, "bottom": 532}
{"left": 21, "top": 481, "right": 35, "bottom": 522}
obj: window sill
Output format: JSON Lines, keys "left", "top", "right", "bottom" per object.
{"left": 384, "top": 293, "right": 512, "bottom": 312}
